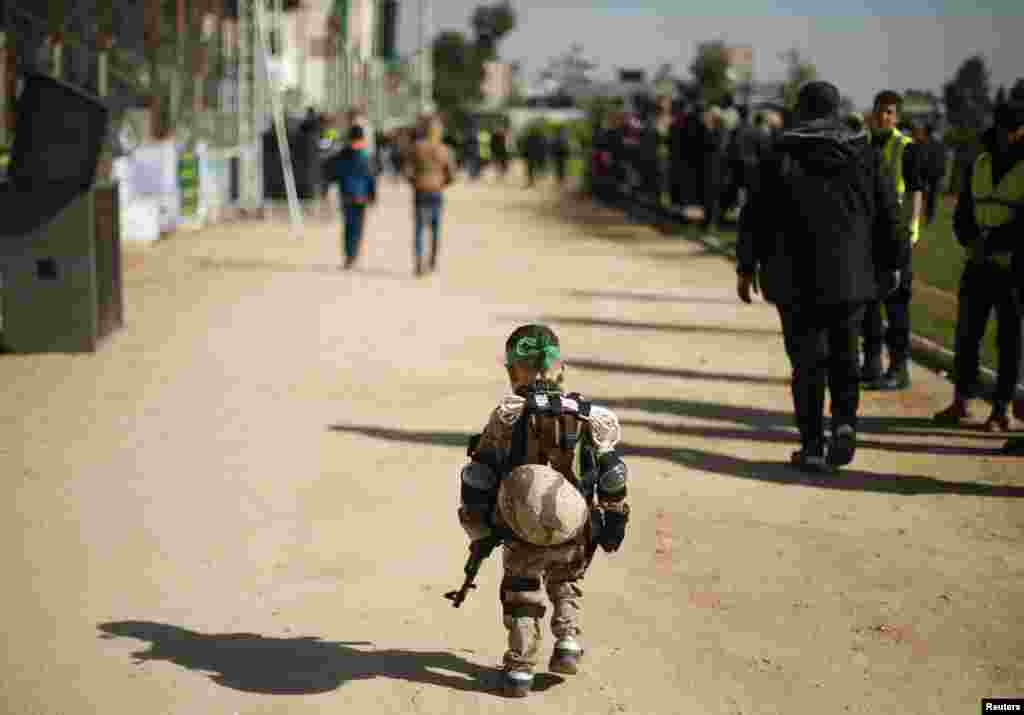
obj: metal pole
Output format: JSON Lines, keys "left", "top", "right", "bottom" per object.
{"left": 0, "top": 29, "right": 7, "bottom": 149}
{"left": 418, "top": 0, "right": 424, "bottom": 112}
{"left": 256, "top": 0, "right": 302, "bottom": 233}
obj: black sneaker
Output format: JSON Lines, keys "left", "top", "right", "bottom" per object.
{"left": 790, "top": 446, "right": 832, "bottom": 474}
{"left": 502, "top": 669, "right": 533, "bottom": 698}
{"left": 827, "top": 424, "right": 857, "bottom": 467}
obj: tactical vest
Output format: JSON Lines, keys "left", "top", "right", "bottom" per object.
{"left": 880, "top": 128, "right": 921, "bottom": 244}
{"left": 505, "top": 389, "right": 598, "bottom": 491}
{"left": 971, "top": 152, "right": 1024, "bottom": 268}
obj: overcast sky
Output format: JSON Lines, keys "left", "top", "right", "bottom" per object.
{"left": 397, "top": 1, "right": 1022, "bottom": 109}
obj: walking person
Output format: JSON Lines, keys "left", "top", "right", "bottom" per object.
{"left": 860, "top": 90, "right": 925, "bottom": 391}
{"left": 736, "top": 81, "right": 904, "bottom": 471}
{"left": 933, "top": 95, "right": 1024, "bottom": 433}
{"left": 405, "top": 116, "right": 456, "bottom": 277}
{"left": 323, "top": 125, "right": 377, "bottom": 270}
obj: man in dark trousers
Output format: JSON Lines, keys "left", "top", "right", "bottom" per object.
{"left": 323, "top": 125, "right": 377, "bottom": 270}
{"left": 736, "top": 81, "right": 904, "bottom": 472}
{"left": 914, "top": 123, "right": 948, "bottom": 225}
{"left": 523, "top": 129, "right": 549, "bottom": 188}
{"left": 934, "top": 94, "right": 1024, "bottom": 435}
{"left": 860, "top": 90, "right": 924, "bottom": 391}
{"left": 551, "top": 126, "right": 572, "bottom": 186}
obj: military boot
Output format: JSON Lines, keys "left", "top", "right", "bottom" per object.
{"left": 502, "top": 669, "right": 533, "bottom": 698}
{"left": 549, "top": 637, "right": 584, "bottom": 675}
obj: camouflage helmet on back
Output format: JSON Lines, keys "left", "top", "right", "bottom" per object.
{"left": 498, "top": 464, "right": 588, "bottom": 547}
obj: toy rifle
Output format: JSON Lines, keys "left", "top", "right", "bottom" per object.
{"left": 444, "top": 535, "right": 500, "bottom": 608}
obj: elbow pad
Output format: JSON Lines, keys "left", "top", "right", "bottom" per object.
{"left": 596, "top": 452, "right": 628, "bottom": 503}
{"left": 459, "top": 461, "right": 499, "bottom": 540}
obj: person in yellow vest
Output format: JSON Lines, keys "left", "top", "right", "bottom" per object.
{"left": 478, "top": 127, "right": 492, "bottom": 177}
{"left": 860, "top": 90, "right": 924, "bottom": 390}
{"left": 934, "top": 96, "right": 1024, "bottom": 434}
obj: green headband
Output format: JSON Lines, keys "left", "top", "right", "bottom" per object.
{"left": 506, "top": 335, "right": 561, "bottom": 370}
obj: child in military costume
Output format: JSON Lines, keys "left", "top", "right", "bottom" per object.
{"left": 456, "top": 325, "right": 631, "bottom": 698}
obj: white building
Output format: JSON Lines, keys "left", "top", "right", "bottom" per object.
{"left": 271, "top": 0, "right": 378, "bottom": 112}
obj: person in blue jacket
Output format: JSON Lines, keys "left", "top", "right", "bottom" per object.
{"left": 325, "top": 125, "right": 378, "bottom": 270}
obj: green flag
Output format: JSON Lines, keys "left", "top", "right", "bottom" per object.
{"left": 334, "top": 0, "right": 349, "bottom": 42}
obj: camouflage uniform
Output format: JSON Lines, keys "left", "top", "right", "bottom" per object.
{"left": 463, "top": 396, "right": 629, "bottom": 674}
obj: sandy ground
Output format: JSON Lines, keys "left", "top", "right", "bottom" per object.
{"left": 1, "top": 163, "right": 1022, "bottom": 715}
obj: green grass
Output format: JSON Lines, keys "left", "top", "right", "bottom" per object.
{"left": 676, "top": 198, "right": 1002, "bottom": 370}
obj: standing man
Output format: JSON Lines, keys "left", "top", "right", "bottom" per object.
{"left": 933, "top": 95, "right": 1024, "bottom": 433}
{"left": 523, "top": 128, "right": 549, "bottom": 188}
{"left": 914, "top": 123, "right": 948, "bottom": 226}
{"left": 492, "top": 124, "right": 510, "bottom": 180}
{"left": 698, "top": 106, "right": 727, "bottom": 240}
{"left": 323, "top": 125, "right": 377, "bottom": 270}
{"left": 737, "top": 81, "right": 903, "bottom": 471}
{"left": 551, "top": 126, "right": 572, "bottom": 186}
{"left": 405, "top": 116, "right": 456, "bottom": 276}
{"left": 860, "top": 90, "right": 925, "bottom": 390}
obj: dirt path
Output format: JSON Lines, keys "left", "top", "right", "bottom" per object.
{"left": 1, "top": 166, "right": 1021, "bottom": 715}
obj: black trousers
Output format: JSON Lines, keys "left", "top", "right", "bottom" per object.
{"left": 923, "top": 176, "right": 943, "bottom": 225}
{"left": 953, "top": 260, "right": 1023, "bottom": 405}
{"left": 778, "top": 302, "right": 866, "bottom": 449}
{"left": 863, "top": 265, "right": 913, "bottom": 366}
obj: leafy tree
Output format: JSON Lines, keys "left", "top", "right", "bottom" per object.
{"left": 690, "top": 40, "right": 731, "bottom": 106}
{"left": 431, "top": 3, "right": 518, "bottom": 118}
{"left": 778, "top": 47, "right": 817, "bottom": 111}
{"left": 942, "top": 55, "right": 992, "bottom": 130}
{"left": 538, "top": 43, "right": 598, "bottom": 93}
{"left": 432, "top": 30, "right": 485, "bottom": 116}
{"left": 471, "top": 1, "right": 517, "bottom": 62}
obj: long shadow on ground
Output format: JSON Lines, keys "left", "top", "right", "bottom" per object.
{"left": 566, "top": 357, "right": 790, "bottom": 387}
{"left": 499, "top": 314, "right": 780, "bottom": 339}
{"left": 326, "top": 423, "right": 1022, "bottom": 497}
{"left": 98, "top": 621, "right": 560, "bottom": 697}
{"left": 599, "top": 396, "right": 1010, "bottom": 442}
{"left": 566, "top": 289, "right": 744, "bottom": 306}
{"left": 191, "top": 257, "right": 410, "bottom": 280}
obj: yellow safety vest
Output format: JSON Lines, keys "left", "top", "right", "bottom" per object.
{"left": 880, "top": 128, "right": 921, "bottom": 244}
{"left": 970, "top": 152, "right": 1024, "bottom": 268}
{"left": 479, "top": 130, "right": 491, "bottom": 161}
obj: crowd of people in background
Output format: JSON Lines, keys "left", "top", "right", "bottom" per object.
{"left": 589, "top": 83, "right": 1024, "bottom": 459}
{"left": 298, "top": 81, "right": 1024, "bottom": 459}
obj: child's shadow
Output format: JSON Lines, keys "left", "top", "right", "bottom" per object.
{"left": 98, "top": 621, "right": 563, "bottom": 696}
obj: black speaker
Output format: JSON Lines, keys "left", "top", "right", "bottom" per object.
{"left": 9, "top": 74, "right": 110, "bottom": 192}
{"left": 376, "top": 0, "right": 399, "bottom": 61}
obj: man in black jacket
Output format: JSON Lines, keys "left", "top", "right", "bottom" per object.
{"left": 736, "top": 81, "right": 905, "bottom": 472}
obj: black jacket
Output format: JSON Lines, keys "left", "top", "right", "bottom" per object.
{"left": 737, "top": 118, "right": 905, "bottom": 306}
